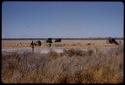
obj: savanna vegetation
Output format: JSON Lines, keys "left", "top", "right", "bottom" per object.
{"left": 2, "top": 44, "right": 123, "bottom": 84}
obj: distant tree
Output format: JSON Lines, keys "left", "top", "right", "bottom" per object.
{"left": 46, "top": 38, "right": 52, "bottom": 43}
{"left": 107, "top": 37, "right": 119, "bottom": 45}
{"left": 36, "top": 40, "right": 41, "bottom": 46}
{"left": 55, "top": 38, "right": 61, "bottom": 42}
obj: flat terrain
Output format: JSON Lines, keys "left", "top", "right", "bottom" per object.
{"left": 2, "top": 39, "right": 123, "bottom": 49}
{"left": 2, "top": 39, "right": 123, "bottom": 83}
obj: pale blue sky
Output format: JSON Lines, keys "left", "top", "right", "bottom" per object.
{"left": 2, "top": 1, "right": 124, "bottom": 38}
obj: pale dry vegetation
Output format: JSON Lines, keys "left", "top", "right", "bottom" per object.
{"left": 2, "top": 44, "right": 123, "bottom": 84}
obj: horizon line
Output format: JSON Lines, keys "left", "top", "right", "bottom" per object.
{"left": 2, "top": 37, "right": 124, "bottom": 40}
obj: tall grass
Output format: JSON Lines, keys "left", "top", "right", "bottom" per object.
{"left": 2, "top": 45, "right": 123, "bottom": 83}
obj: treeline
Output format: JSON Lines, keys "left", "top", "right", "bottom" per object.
{"left": 2, "top": 37, "right": 123, "bottom": 40}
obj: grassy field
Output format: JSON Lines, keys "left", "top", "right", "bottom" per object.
{"left": 2, "top": 39, "right": 123, "bottom": 48}
{"left": 2, "top": 39, "right": 123, "bottom": 83}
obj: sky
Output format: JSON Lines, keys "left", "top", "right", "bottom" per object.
{"left": 2, "top": 1, "right": 124, "bottom": 38}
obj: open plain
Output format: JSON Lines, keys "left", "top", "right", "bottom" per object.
{"left": 2, "top": 39, "right": 123, "bottom": 83}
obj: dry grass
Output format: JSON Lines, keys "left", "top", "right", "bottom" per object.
{"left": 2, "top": 39, "right": 123, "bottom": 49}
{"left": 2, "top": 43, "right": 123, "bottom": 84}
